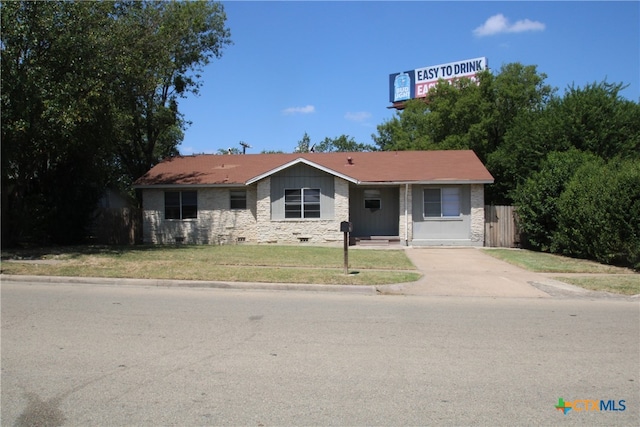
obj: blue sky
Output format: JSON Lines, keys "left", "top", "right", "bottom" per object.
{"left": 177, "top": 1, "right": 639, "bottom": 155}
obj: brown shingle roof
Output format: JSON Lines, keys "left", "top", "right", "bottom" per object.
{"left": 133, "top": 150, "right": 493, "bottom": 187}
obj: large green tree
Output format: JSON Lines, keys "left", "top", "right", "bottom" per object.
{"left": 1, "top": 0, "right": 231, "bottom": 245}
{"left": 294, "top": 132, "right": 313, "bottom": 153}
{"left": 292, "top": 132, "right": 374, "bottom": 153}
{"left": 315, "top": 135, "right": 375, "bottom": 152}
{"left": 488, "top": 81, "right": 640, "bottom": 203}
{"left": 1, "top": 1, "right": 117, "bottom": 244}
{"left": 109, "top": 0, "right": 231, "bottom": 183}
{"left": 373, "top": 63, "right": 554, "bottom": 165}
{"left": 505, "top": 82, "right": 640, "bottom": 267}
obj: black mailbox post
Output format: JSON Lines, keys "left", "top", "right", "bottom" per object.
{"left": 340, "top": 221, "right": 352, "bottom": 274}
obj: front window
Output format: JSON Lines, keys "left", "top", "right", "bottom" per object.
{"left": 285, "top": 188, "right": 320, "bottom": 218}
{"left": 423, "top": 188, "right": 460, "bottom": 218}
{"left": 165, "top": 191, "right": 197, "bottom": 219}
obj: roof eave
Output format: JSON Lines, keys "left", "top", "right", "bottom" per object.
{"left": 357, "top": 179, "right": 494, "bottom": 185}
{"left": 133, "top": 179, "right": 495, "bottom": 189}
{"left": 132, "top": 183, "right": 247, "bottom": 189}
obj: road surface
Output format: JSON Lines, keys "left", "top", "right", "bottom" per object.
{"left": 2, "top": 281, "right": 638, "bottom": 426}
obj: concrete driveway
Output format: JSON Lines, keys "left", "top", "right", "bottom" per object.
{"left": 379, "top": 247, "right": 554, "bottom": 298}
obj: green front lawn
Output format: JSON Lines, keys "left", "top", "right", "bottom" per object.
{"left": 482, "top": 248, "right": 639, "bottom": 295}
{"left": 1, "top": 245, "right": 420, "bottom": 286}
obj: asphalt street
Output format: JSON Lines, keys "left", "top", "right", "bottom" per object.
{"left": 2, "top": 281, "right": 638, "bottom": 426}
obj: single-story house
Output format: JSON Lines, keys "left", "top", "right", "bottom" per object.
{"left": 133, "top": 150, "right": 494, "bottom": 246}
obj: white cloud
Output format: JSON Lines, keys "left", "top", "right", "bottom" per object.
{"left": 344, "top": 111, "right": 372, "bottom": 122}
{"left": 282, "top": 105, "right": 316, "bottom": 115}
{"left": 473, "top": 13, "right": 545, "bottom": 37}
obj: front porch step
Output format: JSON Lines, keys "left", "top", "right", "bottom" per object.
{"left": 353, "top": 236, "right": 401, "bottom": 246}
{"left": 358, "top": 239, "right": 389, "bottom": 246}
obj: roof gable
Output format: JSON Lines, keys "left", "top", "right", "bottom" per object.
{"left": 245, "top": 157, "right": 359, "bottom": 185}
{"left": 134, "top": 150, "right": 494, "bottom": 187}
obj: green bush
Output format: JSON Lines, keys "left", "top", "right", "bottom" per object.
{"left": 553, "top": 158, "right": 640, "bottom": 269}
{"left": 513, "top": 150, "right": 599, "bottom": 251}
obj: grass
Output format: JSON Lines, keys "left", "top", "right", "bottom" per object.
{"left": 482, "top": 248, "right": 639, "bottom": 295}
{"left": 481, "top": 248, "right": 632, "bottom": 273}
{"left": 5, "top": 245, "right": 637, "bottom": 294}
{"left": 551, "top": 276, "right": 640, "bottom": 296}
{"left": 0, "top": 245, "right": 420, "bottom": 286}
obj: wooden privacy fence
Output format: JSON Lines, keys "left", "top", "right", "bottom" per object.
{"left": 484, "top": 205, "right": 519, "bottom": 248}
{"left": 90, "top": 207, "right": 140, "bottom": 245}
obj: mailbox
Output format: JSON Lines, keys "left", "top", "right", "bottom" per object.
{"left": 340, "top": 221, "right": 352, "bottom": 233}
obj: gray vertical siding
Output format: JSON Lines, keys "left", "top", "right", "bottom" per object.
{"left": 270, "top": 164, "right": 335, "bottom": 220}
{"left": 412, "top": 185, "right": 471, "bottom": 240}
{"left": 349, "top": 186, "right": 399, "bottom": 236}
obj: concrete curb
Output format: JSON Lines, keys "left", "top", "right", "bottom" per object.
{"left": 0, "top": 274, "right": 378, "bottom": 295}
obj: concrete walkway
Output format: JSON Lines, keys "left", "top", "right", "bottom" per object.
{"left": 377, "top": 247, "right": 557, "bottom": 298}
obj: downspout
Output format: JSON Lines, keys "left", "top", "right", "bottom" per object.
{"left": 404, "top": 183, "right": 409, "bottom": 246}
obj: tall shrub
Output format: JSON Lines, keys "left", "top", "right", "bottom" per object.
{"left": 513, "top": 150, "right": 599, "bottom": 251}
{"left": 553, "top": 159, "right": 640, "bottom": 268}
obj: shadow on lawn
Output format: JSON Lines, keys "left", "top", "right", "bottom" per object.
{"left": 0, "top": 244, "right": 197, "bottom": 261}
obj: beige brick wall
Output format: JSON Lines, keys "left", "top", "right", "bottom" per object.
{"left": 399, "top": 184, "right": 412, "bottom": 244}
{"left": 142, "top": 187, "right": 257, "bottom": 245}
{"left": 142, "top": 177, "right": 351, "bottom": 245}
{"left": 256, "top": 177, "right": 349, "bottom": 244}
{"left": 470, "top": 184, "right": 485, "bottom": 244}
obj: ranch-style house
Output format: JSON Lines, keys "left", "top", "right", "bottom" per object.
{"left": 133, "top": 150, "right": 494, "bottom": 246}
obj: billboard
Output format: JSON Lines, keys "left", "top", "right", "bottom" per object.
{"left": 389, "top": 57, "right": 488, "bottom": 103}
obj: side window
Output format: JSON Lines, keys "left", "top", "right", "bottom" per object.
{"left": 303, "top": 188, "right": 321, "bottom": 218}
{"left": 441, "top": 188, "right": 460, "bottom": 217}
{"left": 230, "top": 190, "right": 247, "bottom": 209}
{"left": 165, "top": 191, "right": 181, "bottom": 219}
{"left": 423, "top": 188, "right": 460, "bottom": 218}
{"left": 181, "top": 191, "right": 198, "bottom": 219}
{"left": 423, "top": 189, "right": 441, "bottom": 217}
{"left": 165, "top": 191, "right": 197, "bottom": 220}
{"left": 284, "top": 189, "right": 302, "bottom": 218}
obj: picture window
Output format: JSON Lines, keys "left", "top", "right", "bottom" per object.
{"left": 423, "top": 187, "right": 460, "bottom": 218}
{"left": 285, "top": 188, "right": 320, "bottom": 218}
